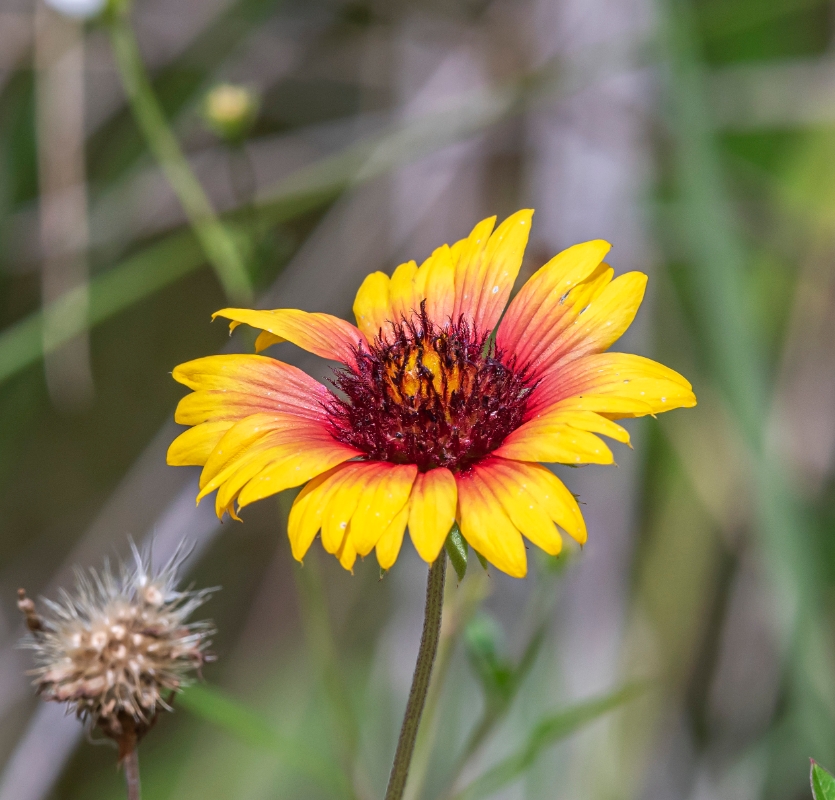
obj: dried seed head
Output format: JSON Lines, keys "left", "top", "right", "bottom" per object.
{"left": 19, "top": 543, "right": 216, "bottom": 753}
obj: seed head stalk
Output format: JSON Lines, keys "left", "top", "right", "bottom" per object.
{"left": 123, "top": 748, "right": 141, "bottom": 800}
{"left": 384, "top": 550, "right": 447, "bottom": 800}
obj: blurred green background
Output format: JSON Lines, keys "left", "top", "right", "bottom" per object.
{"left": 2, "top": 0, "right": 835, "bottom": 798}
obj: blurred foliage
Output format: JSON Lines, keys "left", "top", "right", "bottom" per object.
{"left": 3, "top": 0, "right": 835, "bottom": 798}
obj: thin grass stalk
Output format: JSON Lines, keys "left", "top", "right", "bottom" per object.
{"left": 657, "top": 0, "right": 835, "bottom": 786}
{"left": 106, "top": 9, "right": 252, "bottom": 303}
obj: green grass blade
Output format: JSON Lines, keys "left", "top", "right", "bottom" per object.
{"left": 177, "top": 683, "right": 353, "bottom": 796}
{"left": 0, "top": 231, "right": 204, "bottom": 384}
{"left": 656, "top": 0, "right": 829, "bottom": 662}
{"left": 451, "top": 683, "right": 645, "bottom": 800}
{"left": 108, "top": 15, "right": 253, "bottom": 304}
{"left": 657, "top": 0, "right": 835, "bottom": 786}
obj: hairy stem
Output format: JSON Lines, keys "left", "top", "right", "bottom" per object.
{"left": 107, "top": 11, "right": 252, "bottom": 303}
{"left": 123, "top": 749, "right": 141, "bottom": 800}
{"left": 385, "top": 551, "right": 447, "bottom": 800}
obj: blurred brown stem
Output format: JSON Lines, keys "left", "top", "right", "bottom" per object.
{"left": 385, "top": 551, "right": 447, "bottom": 800}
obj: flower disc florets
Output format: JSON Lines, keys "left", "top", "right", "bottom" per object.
{"left": 19, "top": 545, "right": 215, "bottom": 748}
{"left": 328, "top": 305, "right": 533, "bottom": 471}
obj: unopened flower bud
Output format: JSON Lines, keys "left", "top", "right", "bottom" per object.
{"left": 202, "top": 83, "right": 259, "bottom": 144}
{"left": 19, "top": 543, "right": 216, "bottom": 757}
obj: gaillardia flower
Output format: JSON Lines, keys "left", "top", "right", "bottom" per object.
{"left": 168, "top": 210, "right": 695, "bottom": 577}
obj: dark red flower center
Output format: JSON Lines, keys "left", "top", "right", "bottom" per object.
{"left": 326, "top": 306, "right": 532, "bottom": 472}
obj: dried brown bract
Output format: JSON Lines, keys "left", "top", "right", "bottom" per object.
{"left": 18, "top": 543, "right": 216, "bottom": 757}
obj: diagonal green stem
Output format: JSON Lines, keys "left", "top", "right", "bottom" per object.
{"left": 107, "top": 11, "right": 252, "bottom": 303}
{"left": 385, "top": 551, "right": 447, "bottom": 800}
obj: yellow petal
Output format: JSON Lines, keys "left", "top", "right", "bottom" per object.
{"left": 549, "top": 272, "right": 648, "bottom": 364}
{"left": 494, "top": 419, "right": 614, "bottom": 465}
{"left": 376, "top": 503, "right": 411, "bottom": 570}
{"left": 529, "top": 352, "right": 696, "bottom": 419}
{"left": 471, "top": 209, "right": 533, "bottom": 335}
{"left": 407, "top": 468, "right": 457, "bottom": 563}
{"left": 194, "top": 413, "right": 362, "bottom": 516}
{"left": 198, "top": 414, "right": 287, "bottom": 493}
{"left": 389, "top": 260, "right": 420, "bottom": 323}
{"left": 167, "top": 421, "right": 234, "bottom": 466}
{"left": 237, "top": 441, "right": 360, "bottom": 509}
{"left": 321, "top": 464, "right": 378, "bottom": 553}
{"left": 496, "top": 239, "right": 611, "bottom": 369}
{"left": 288, "top": 470, "right": 338, "bottom": 561}
{"left": 337, "top": 525, "right": 358, "bottom": 571}
{"left": 540, "top": 395, "right": 654, "bottom": 417}
{"left": 255, "top": 331, "right": 283, "bottom": 352}
{"left": 420, "top": 245, "right": 456, "bottom": 329}
{"left": 531, "top": 409, "right": 632, "bottom": 445}
{"left": 516, "top": 265, "right": 615, "bottom": 373}
{"left": 491, "top": 458, "right": 587, "bottom": 544}
{"left": 353, "top": 271, "right": 391, "bottom": 343}
{"left": 198, "top": 413, "right": 304, "bottom": 493}
{"left": 213, "top": 308, "right": 366, "bottom": 365}
{"left": 474, "top": 460, "right": 562, "bottom": 556}
{"left": 452, "top": 216, "right": 496, "bottom": 325}
{"left": 350, "top": 464, "right": 418, "bottom": 556}
{"left": 456, "top": 470, "right": 527, "bottom": 578}
{"left": 171, "top": 354, "right": 330, "bottom": 423}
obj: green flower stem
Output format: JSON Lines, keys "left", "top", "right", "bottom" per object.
{"left": 107, "top": 12, "right": 252, "bottom": 303}
{"left": 385, "top": 550, "right": 447, "bottom": 800}
{"left": 123, "top": 749, "right": 141, "bottom": 800}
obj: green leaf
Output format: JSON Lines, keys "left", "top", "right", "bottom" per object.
{"left": 445, "top": 523, "right": 468, "bottom": 580}
{"left": 452, "top": 683, "right": 646, "bottom": 800}
{"left": 177, "top": 683, "right": 352, "bottom": 796}
{"left": 811, "top": 761, "right": 835, "bottom": 800}
{"left": 475, "top": 550, "right": 489, "bottom": 572}
{"left": 464, "top": 614, "right": 514, "bottom": 704}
